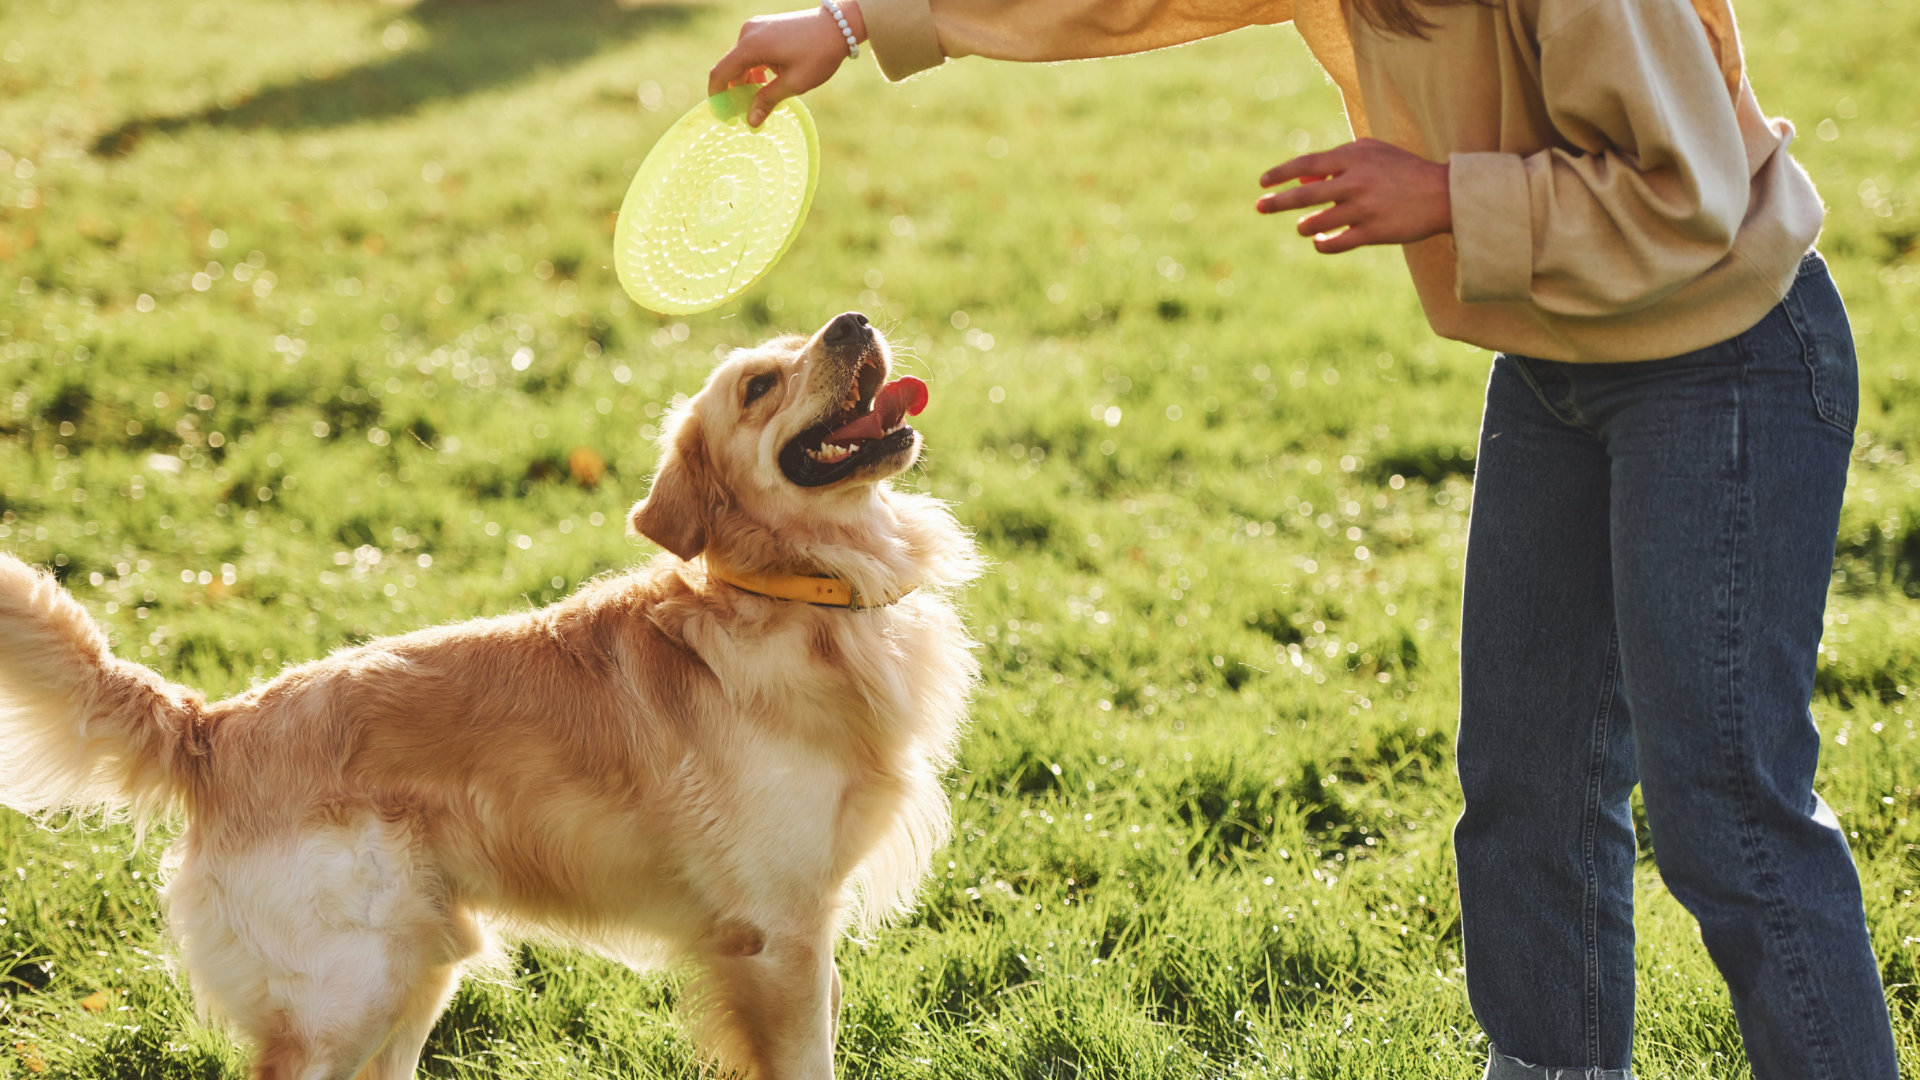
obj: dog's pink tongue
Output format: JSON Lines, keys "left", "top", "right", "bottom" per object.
{"left": 825, "top": 376, "right": 929, "bottom": 443}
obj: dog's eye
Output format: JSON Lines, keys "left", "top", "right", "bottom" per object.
{"left": 743, "top": 373, "right": 777, "bottom": 406}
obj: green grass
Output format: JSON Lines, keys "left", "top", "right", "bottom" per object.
{"left": 2, "top": 0, "right": 1918, "bottom": 1075}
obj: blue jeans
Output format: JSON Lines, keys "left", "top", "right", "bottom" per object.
{"left": 1455, "top": 253, "right": 1898, "bottom": 1080}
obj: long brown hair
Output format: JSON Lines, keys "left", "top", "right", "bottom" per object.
{"left": 1344, "top": 0, "right": 1483, "bottom": 38}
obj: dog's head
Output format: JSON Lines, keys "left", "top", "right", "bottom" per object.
{"left": 628, "top": 312, "right": 930, "bottom": 568}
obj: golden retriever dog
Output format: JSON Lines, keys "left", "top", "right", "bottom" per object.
{"left": 0, "top": 311, "right": 979, "bottom": 1080}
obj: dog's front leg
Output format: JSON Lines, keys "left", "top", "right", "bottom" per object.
{"left": 692, "top": 924, "right": 839, "bottom": 1080}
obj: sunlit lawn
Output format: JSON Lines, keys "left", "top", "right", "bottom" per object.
{"left": 1, "top": 0, "right": 1917, "bottom": 1075}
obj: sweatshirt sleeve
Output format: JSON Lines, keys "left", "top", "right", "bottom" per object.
{"left": 861, "top": 0, "right": 1296, "bottom": 82}
{"left": 1448, "top": 0, "right": 1752, "bottom": 315}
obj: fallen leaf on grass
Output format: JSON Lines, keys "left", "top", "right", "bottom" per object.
{"left": 80, "top": 990, "right": 108, "bottom": 1012}
{"left": 13, "top": 1040, "right": 46, "bottom": 1072}
{"left": 569, "top": 447, "right": 607, "bottom": 488}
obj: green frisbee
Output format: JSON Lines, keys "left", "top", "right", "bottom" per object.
{"left": 614, "top": 85, "right": 820, "bottom": 316}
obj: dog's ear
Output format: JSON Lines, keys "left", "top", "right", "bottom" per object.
{"left": 629, "top": 413, "right": 717, "bottom": 560}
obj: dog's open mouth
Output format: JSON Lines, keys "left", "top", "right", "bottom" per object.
{"left": 778, "top": 353, "right": 928, "bottom": 487}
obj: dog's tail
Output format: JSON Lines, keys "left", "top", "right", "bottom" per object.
{"left": 0, "top": 553, "right": 208, "bottom": 822}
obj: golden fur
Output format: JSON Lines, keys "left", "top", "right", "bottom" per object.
{"left": 0, "top": 315, "right": 979, "bottom": 1080}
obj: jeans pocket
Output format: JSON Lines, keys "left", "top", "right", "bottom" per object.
{"left": 1781, "top": 253, "right": 1860, "bottom": 436}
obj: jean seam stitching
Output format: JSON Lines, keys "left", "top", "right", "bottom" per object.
{"left": 1721, "top": 345, "right": 1837, "bottom": 1079}
{"left": 1507, "top": 356, "right": 1596, "bottom": 434}
{"left": 1580, "top": 628, "right": 1623, "bottom": 1067}
{"left": 1778, "top": 280, "right": 1852, "bottom": 437}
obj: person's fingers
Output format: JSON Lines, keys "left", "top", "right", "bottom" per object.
{"left": 1312, "top": 226, "right": 1370, "bottom": 254}
{"left": 726, "top": 65, "right": 774, "bottom": 90}
{"left": 1254, "top": 176, "right": 1351, "bottom": 214}
{"left": 1296, "top": 201, "right": 1361, "bottom": 237}
{"left": 1260, "top": 158, "right": 1306, "bottom": 187}
{"left": 1261, "top": 146, "right": 1348, "bottom": 188}
{"left": 709, "top": 38, "right": 759, "bottom": 97}
{"left": 749, "top": 71, "right": 806, "bottom": 127}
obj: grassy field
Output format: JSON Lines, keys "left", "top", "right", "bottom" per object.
{"left": 2, "top": 0, "right": 1918, "bottom": 1075}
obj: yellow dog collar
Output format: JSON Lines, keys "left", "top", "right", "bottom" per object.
{"left": 703, "top": 553, "right": 914, "bottom": 609}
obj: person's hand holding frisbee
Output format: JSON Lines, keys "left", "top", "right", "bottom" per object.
{"left": 710, "top": 1, "right": 867, "bottom": 128}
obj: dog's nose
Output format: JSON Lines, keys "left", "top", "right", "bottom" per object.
{"left": 822, "top": 311, "right": 870, "bottom": 345}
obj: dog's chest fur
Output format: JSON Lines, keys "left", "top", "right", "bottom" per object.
{"left": 657, "top": 585, "right": 976, "bottom": 921}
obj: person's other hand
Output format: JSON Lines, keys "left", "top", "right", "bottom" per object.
{"left": 709, "top": 2, "right": 866, "bottom": 128}
{"left": 1256, "top": 139, "right": 1452, "bottom": 253}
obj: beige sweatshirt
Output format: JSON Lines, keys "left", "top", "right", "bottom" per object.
{"left": 858, "top": 0, "right": 1825, "bottom": 362}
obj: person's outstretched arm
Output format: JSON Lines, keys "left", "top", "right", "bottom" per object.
{"left": 711, "top": 0, "right": 1298, "bottom": 127}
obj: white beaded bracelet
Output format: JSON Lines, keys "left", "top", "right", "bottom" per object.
{"left": 821, "top": 0, "right": 859, "bottom": 59}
